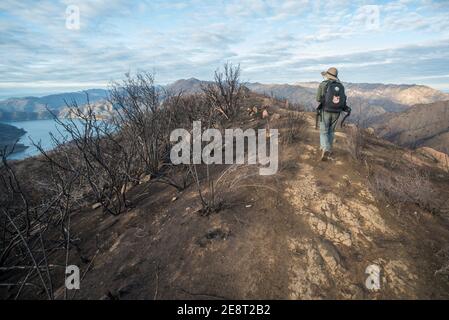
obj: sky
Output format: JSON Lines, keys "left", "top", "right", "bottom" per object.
{"left": 1, "top": 0, "right": 449, "bottom": 99}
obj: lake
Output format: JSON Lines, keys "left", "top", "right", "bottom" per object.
{"left": 3, "top": 119, "right": 84, "bottom": 160}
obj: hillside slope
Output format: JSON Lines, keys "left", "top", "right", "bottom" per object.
{"left": 0, "top": 122, "right": 28, "bottom": 154}
{"left": 370, "top": 100, "right": 449, "bottom": 153}
{"left": 6, "top": 108, "right": 448, "bottom": 300}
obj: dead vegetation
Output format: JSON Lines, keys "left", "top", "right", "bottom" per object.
{"left": 0, "top": 148, "right": 70, "bottom": 300}
{"left": 346, "top": 124, "right": 366, "bottom": 161}
{"left": 201, "top": 62, "right": 246, "bottom": 121}
{"left": 367, "top": 162, "right": 439, "bottom": 213}
{"left": 0, "top": 63, "right": 261, "bottom": 298}
{"left": 280, "top": 111, "right": 307, "bottom": 145}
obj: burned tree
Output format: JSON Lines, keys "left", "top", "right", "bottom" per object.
{"left": 202, "top": 62, "right": 245, "bottom": 121}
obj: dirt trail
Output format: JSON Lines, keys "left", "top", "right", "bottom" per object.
{"left": 45, "top": 112, "right": 449, "bottom": 300}
{"left": 281, "top": 115, "right": 449, "bottom": 298}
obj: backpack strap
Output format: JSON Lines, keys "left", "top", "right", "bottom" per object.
{"left": 321, "top": 80, "right": 336, "bottom": 104}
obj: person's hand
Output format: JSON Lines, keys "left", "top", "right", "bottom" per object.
{"left": 262, "top": 109, "right": 269, "bottom": 119}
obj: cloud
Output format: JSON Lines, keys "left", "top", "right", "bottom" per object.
{"left": 1, "top": 0, "right": 449, "bottom": 98}
{"left": 236, "top": 39, "right": 449, "bottom": 86}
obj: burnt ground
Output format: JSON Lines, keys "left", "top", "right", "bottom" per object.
{"left": 3, "top": 110, "right": 449, "bottom": 299}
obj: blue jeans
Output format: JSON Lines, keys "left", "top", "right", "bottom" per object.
{"left": 320, "top": 111, "right": 340, "bottom": 152}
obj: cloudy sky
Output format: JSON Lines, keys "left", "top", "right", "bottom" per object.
{"left": 1, "top": 0, "right": 449, "bottom": 99}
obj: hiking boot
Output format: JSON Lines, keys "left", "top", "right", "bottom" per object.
{"left": 320, "top": 150, "right": 330, "bottom": 161}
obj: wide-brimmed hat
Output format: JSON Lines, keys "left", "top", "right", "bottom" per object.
{"left": 321, "top": 67, "right": 339, "bottom": 80}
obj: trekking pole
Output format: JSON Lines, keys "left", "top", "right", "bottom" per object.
{"left": 315, "top": 104, "right": 322, "bottom": 130}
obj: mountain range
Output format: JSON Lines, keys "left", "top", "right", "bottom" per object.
{"left": 1, "top": 78, "right": 449, "bottom": 155}
{"left": 169, "top": 79, "right": 449, "bottom": 154}
{"left": 0, "top": 80, "right": 207, "bottom": 121}
{"left": 2, "top": 79, "right": 448, "bottom": 120}
{"left": 246, "top": 81, "right": 449, "bottom": 121}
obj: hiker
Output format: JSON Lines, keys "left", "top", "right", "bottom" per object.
{"left": 316, "top": 67, "right": 350, "bottom": 161}
{"left": 262, "top": 98, "right": 272, "bottom": 138}
{"left": 248, "top": 105, "right": 259, "bottom": 118}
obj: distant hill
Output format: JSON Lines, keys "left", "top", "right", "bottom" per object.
{"left": 296, "top": 82, "right": 449, "bottom": 107}
{"left": 0, "top": 89, "right": 109, "bottom": 120}
{"left": 370, "top": 100, "right": 449, "bottom": 153}
{"left": 165, "top": 78, "right": 208, "bottom": 94}
{"left": 0, "top": 80, "right": 207, "bottom": 121}
{"left": 246, "top": 82, "right": 316, "bottom": 108}
{"left": 345, "top": 83, "right": 449, "bottom": 106}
